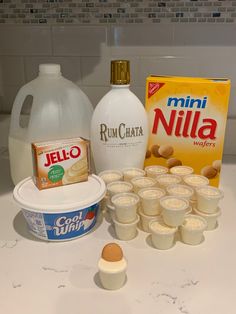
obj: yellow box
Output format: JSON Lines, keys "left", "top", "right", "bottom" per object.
{"left": 32, "top": 137, "right": 90, "bottom": 190}
{"left": 145, "top": 75, "right": 231, "bottom": 186}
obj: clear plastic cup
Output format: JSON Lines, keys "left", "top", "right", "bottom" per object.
{"left": 139, "top": 211, "right": 162, "bottom": 232}
{"left": 145, "top": 165, "right": 169, "bottom": 178}
{"left": 122, "top": 167, "right": 145, "bottom": 182}
{"left": 183, "top": 174, "right": 209, "bottom": 201}
{"left": 156, "top": 174, "right": 182, "bottom": 189}
{"left": 111, "top": 192, "right": 139, "bottom": 223}
{"left": 138, "top": 187, "right": 166, "bottom": 216}
{"left": 195, "top": 186, "right": 224, "bottom": 213}
{"left": 194, "top": 206, "right": 221, "bottom": 231}
{"left": 180, "top": 215, "right": 207, "bottom": 245}
{"left": 167, "top": 184, "right": 194, "bottom": 201}
{"left": 131, "top": 176, "right": 157, "bottom": 194}
{"left": 113, "top": 214, "right": 139, "bottom": 240}
{"left": 149, "top": 220, "right": 177, "bottom": 250}
{"left": 160, "top": 196, "right": 189, "bottom": 227}
{"left": 170, "top": 166, "right": 194, "bottom": 177}
{"left": 98, "top": 169, "right": 123, "bottom": 185}
{"left": 107, "top": 181, "right": 133, "bottom": 207}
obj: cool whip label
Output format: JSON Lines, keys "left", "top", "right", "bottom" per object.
{"left": 32, "top": 137, "right": 90, "bottom": 190}
{"left": 22, "top": 204, "right": 98, "bottom": 240}
{"left": 145, "top": 76, "right": 230, "bottom": 187}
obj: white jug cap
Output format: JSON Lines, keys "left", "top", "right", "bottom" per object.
{"left": 39, "top": 64, "right": 61, "bottom": 75}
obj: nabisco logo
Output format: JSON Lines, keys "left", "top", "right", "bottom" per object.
{"left": 148, "top": 82, "right": 165, "bottom": 98}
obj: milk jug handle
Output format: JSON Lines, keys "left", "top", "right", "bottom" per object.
{"left": 10, "top": 84, "right": 34, "bottom": 133}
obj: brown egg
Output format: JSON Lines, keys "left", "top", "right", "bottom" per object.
{"left": 101, "top": 243, "right": 123, "bottom": 262}
{"left": 145, "top": 149, "right": 151, "bottom": 158}
{"left": 201, "top": 165, "right": 217, "bottom": 179}
{"left": 158, "top": 144, "right": 174, "bottom": 159}
{"left": 167, "top": 157, "right": 182, "bottom": 168}
{"left": 151, "top": 144, "right": 161, "bottom": 157}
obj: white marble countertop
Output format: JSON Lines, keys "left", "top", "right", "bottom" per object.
{"left": 0, "top": 151, "right": 236, "bottom": 314}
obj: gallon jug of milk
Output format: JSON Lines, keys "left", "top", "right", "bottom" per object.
{"left": 9, "top": 64, "right": 93, "bottom": 185}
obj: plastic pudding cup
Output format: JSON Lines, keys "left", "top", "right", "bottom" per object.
{"left": 194, "top": 206, "right": 221, "bottom": 230}
{"left": 149, "top": 220, "right": 177, "bottom": 250}
{"left": 106, "top": 181, "right": 133, "bottom": 207}
{"left": 156, "top": 174, "right": 182, "bottom": 189}
{"left": 183, "top": 174, "right": 209, "bottom": 201}
{"left": 122, "top": 167, "right": 146, "bottom": 182}
{"left": 113, "top": 214, "right": 139, "bottom": 240}
{"left": 160, "top": 196, "right": 189, "bottom": 227}
{"left": 111, "top": 192, "right": 139, "bottom": 223}
{"left": 180, "top": 215, "right": 207, "bottom": 245}
{"left": 170, "top": 166, "right": 194, "bottom": 177}
{"left": 13, "top": 175, "right": 106, "bottom": 241}
{"left": 131, "top": 176, "right": 157, "bottom": 194}
{"left": 195, "top": 186, "right": 224, "bottom": 213}
{"left": 98, "top": 258, "right": 127, "bottom": 290}
{"left": 98, "top": 170, "right": 123, "bottom": 185}
{"left": 167, "top": 184, "right": 194, "bottom": 201}
{"left": 145, "top": 165, "right": 169, "bottom": 178}
{"left": 138, "top": 187, "right": 166, "bottom": 216}
{"left": 139, "top": 211, "right": 163, "bottom": 232}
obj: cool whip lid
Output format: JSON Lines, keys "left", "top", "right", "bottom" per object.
{"left": 13, "top": 175, "right": 106, "bottom": 213}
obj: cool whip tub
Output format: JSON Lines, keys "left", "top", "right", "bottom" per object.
{"left": 160, "top": 196, "right": 189, "bottom": 227}
{"left": 195, "top": 186, "right": 224, "bottom": 213}
{"left": 156, "top": 174, "right": 182, "bottom": 189}
{"left": 131, "top": 176, "right": 157, "bottom": 194}
{"left": 170, "top": 166, "right": 194, "bottom": 177}
{"left": 194, "top": 206, "right": 221, "bottom": 230}
{"left": 111, "top": 192, "right": 139, "bottom": 223}
{"left": 145, "top": 165, "right": 168, "bottom": 178}
{"left": 180, "top": 215, "right": 207, "bottom": 245}
{"left": 138, "top": 187, "right": 166, "bottom": 216}
{"left": 149, "top": 220, "right": 177, "bottom": 250}
{"left": 13, "top": 175, "right": 106, "bottom": 241}
{"left": 139, "top": 211, "right": 162, "bottom": 232}
{"left": 183, "top": 174, "right": 209, "bottom": 201}
{"left": 122, "top": 167, "right": 145, "bottom": 182}
{"left": 113, "top": 214, "right": 139, "bottom": 240}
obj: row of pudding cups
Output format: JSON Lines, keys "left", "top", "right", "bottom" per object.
{"left": 99, "top": 167, "right": 223, "bottom": 248}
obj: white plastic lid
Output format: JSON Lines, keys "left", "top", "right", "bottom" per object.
{"left": 39, "top": 64, "right": 61, "bottom": 75}
{"left": 13, "top": 175, "right": 106, "bottom": 213}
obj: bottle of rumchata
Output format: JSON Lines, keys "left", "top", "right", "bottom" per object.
{"left": 91, "top": 60, "right": 148, "bottom": 173}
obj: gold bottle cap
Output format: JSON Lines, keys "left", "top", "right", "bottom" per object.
{"left": 110, "top": 60, "right": 130, "bottom": 85}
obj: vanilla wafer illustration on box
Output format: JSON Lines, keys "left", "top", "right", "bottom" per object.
{"left": 32, "top": 137, "right": 90, "bottom": 190}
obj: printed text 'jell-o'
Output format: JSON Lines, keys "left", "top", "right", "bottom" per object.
{"left": 145, "top": 76, "right": 230, "bottom": 187}
{"left": 32, "top": 137, "right": 90, "bottom": 190}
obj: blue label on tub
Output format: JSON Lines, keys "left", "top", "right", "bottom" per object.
{"left": 22, "top": 204, "right": 99, "bottom": 241}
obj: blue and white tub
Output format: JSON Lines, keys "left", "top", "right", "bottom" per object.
{"left": 13, "top": 175, "right": 106, "bottom": 241}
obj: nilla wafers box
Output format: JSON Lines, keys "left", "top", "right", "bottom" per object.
{"left": 32, "top": 137, "right": 90, "bottom": 190}
{"left": 145, "top": 76, "right": 231, "bottom": 186}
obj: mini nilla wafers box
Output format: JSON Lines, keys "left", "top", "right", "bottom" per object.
{"left": 145, "top": 76, "right": 231, "bottom": 186}
{"left": 32, "top": 137, "right": 90, "bottom": 190}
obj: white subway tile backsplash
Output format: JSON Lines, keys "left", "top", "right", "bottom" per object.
{"left": 0, "top": 85, "right": 20, "bottom": 113}
{"left": 81, "top": 57, "right": 110, "bottom": 86}
{"left": 0, "top": 26, "right": 52, "bottom": 56}
{"left": 80, "top": 86, "right": 110, "bottom": 108}
{"left": 52, "top": 26, "right": 108, "bottom": 56}
{"left": 0, "top": 57, "right": 25, "bottom": 85}
{"left": 24, "top": 56, "right": 82, "bottom": 84}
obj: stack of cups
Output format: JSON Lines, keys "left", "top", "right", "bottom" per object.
{"left": 194, "top": 186, "right": 223, "bottom": 230}
{"left": 138, "top": 187, "right": 166, "bottom": 232}
{"left": 111, "top": 192, "right": 140, "bottom": 240}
